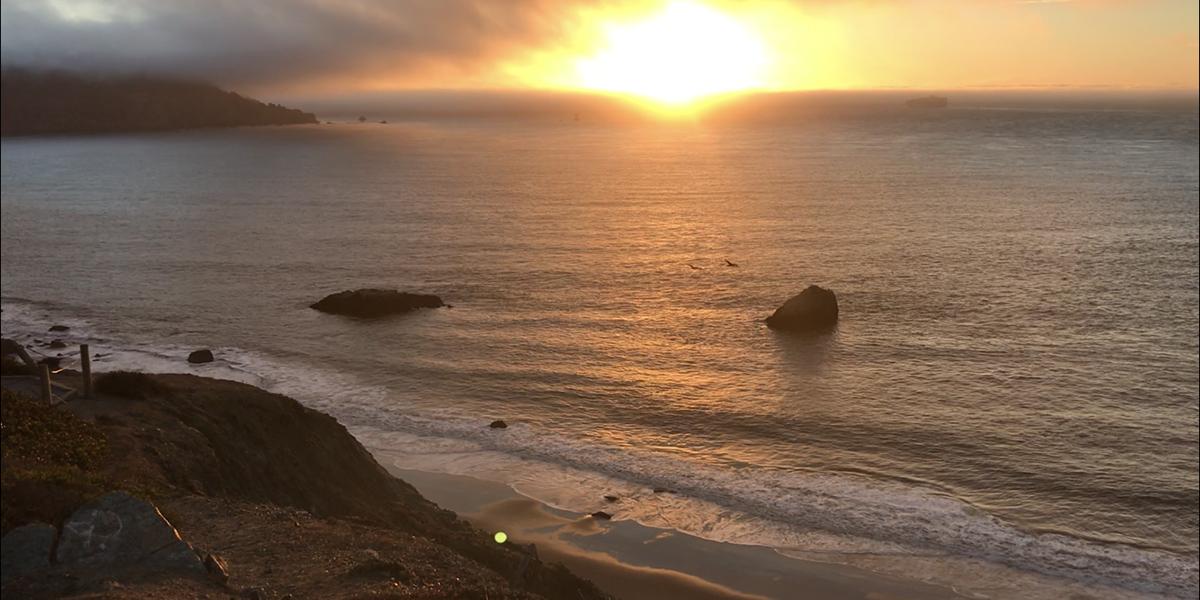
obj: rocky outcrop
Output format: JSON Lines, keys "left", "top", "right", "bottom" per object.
{"left": 0, "top": 523, "right": 56, "bottom": 583}
{"left": 311, "top": 289, "right": 444, "bottom": 318}
{"left": 56, "top": 492, "right": 205, "bottom": 574}
{"left": 764, "top": 286, "right": 839, "bottom": 332}
{"left": 188, "top": 349, "right": 215, "bottom": 364}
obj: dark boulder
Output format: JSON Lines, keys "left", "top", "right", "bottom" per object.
{"left": 590, "top": 511, "right": 612, "bottom": 520}
{"left": 311, "top": 289, "right": 444, "bottom": 318}
{"left": 47, "top": 340, "right": 67, "bottom": 349}
{"left": 765, "top": 286, "right": 839, "bottom": 332}
{"left": 187, "top": 349, "right": 215, "bottom": 364}
{"left": 56, "top": 492, "right": 205, "bottom": 575}
{"left": 489, "top": 420, "right": 508, "bottom": 429}
{"left": 48, "top": 325, "right": 70, "bottom": 332}
{"left": 1, "top": 523, "right": 57, "bottom": 583}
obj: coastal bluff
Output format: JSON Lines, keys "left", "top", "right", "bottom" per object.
{"left": 0, "top": 371, "right": 608, "bottom": 599}
{"left": 0, "top": 69, "right": 318, "bottom": 136}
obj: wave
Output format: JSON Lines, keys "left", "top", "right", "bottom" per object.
{"left": 2, "top": 298, "right": 1195, "bottom": 598}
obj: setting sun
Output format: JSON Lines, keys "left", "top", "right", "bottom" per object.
{"left": 573, "top": 1, "right": 771, "bottom": 106}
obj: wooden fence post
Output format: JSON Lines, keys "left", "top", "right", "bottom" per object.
{"left": 80, "top": 344, "right": 92, "bottom": 399}
{"left": 39, "top": 364, "right": 52, "bottom": 404}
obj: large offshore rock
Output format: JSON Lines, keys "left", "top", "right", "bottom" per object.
{"left": 55, "top": 491, "right": 204, "bottom": 574}
{"left": 1, "top": 523, "right": 57, "bottom": 583}
{"left": 765, "top": 286, "right": 839, "bottom": 332}
{"left": 310, "top": 289, "right": 444, "bottom": 318}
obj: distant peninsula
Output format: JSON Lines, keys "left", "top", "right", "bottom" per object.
{"left": 0, "top": 70, "right": 317, "bottom": 136}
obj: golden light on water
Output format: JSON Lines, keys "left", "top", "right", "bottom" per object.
{"left": 571, "top": 1, "right": 771, "bottom": 106}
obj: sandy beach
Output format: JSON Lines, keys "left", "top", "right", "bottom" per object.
{"left": 391, "top": 468, "right": 966, "bottom": 600}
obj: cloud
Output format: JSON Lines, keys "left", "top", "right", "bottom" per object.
{"left": 0, "top": 0, "right": 606, "bottom": 92}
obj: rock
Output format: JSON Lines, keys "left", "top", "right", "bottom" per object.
{"left": 764, "top": 285, "right": 839, "bottom": 332}
{"left": 187, "top": 349, "right": 215, "bottom": 364}
{"left": 56, "top": 491, "right": 204, "bottom": 575}
{"left": 590, "top": 511, "right": 612, "bottom": 520}
{"left": 203, "top": 552, "right": 230, "bottom": 583}
{"left": 346, "top": 558, "right": 410, "bottom": 582}
{"left": 47, "top": 340, "right": 67, "bottom": 349}
{"left": 1, "top": 522, "right": 57, "bottom": 583}
{"left": 310, "top": 289, "right": 444, "bottom": 318}
{"left": 49, "top": 325, "right": 70, "bottom": 332}
{"left": 489, "top": 420, "right": 508, "bottom": 429}
{"left": 603, "top": 495, "right": 619, "bottom": 502}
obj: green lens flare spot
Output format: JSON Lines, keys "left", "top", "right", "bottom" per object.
{"left": 494, "top": 531, "right": 508, "bottom": 544}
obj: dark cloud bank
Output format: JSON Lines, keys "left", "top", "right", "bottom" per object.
{"left": 0, "top": 0, "right": 596, "bottom": 91}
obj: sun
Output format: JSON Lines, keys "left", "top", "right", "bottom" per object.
{"left": 573, "top": 1, "right": 771, "bottom": 106}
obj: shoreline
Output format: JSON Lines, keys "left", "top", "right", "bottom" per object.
{"left": 1, "top": 301, "right": 1195, "bottom": 598}
{"left": 385, "top": 466, "right": 968, "bottom": 600}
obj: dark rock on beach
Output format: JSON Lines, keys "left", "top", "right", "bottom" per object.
{"left": 48, "top": 325, "right": 70, "bottom": 332}
{"left": 187, "top": 349, "right": 215, "bottom": 364}
{"left": 765, "top": 285, "right": 839, "bottom": 332}
{"left": 47, "top": 340, "right": 66, "bottom": 349}
{"left": 590, "top": 511, "right": 612, "bottom": 520}
{"left": 311, "top": 289, "right": 445, "bottom": 318}
{"left": 489, "top": 420, "right": 508, "bottom": 429}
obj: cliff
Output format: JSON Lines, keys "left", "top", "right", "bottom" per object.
{"left": 0, "top": 371, "right": 609, "bottom": 599}
{"left": 0, "top": 70, "right": 318, "bottom": 136}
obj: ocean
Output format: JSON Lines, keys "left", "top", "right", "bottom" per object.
{"left": 2, "top": 98, "right": 1197, "bottom": 598}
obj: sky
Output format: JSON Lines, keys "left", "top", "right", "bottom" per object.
{"left": 1, "top": 0, "right": 1196, "bottom": 104}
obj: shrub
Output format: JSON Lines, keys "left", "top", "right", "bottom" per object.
{"left": 1, "top": 389, "right": 110, "bottom": 533}
{"left": 94, "top": 371, "right": 170, "bottom": 400}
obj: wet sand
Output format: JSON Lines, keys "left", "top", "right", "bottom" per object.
{"left": 391, "top": 468, "right": 966, "bottom": 600}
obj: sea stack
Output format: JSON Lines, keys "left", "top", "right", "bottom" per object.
{"left": 310, "top": 289, "right": 444, "bottom": 318}
{"left": 765, "top": 286, "right": 839, "bottom": 332}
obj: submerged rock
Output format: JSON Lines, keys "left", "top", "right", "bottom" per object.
{"left": 187, "top": 349, "right": 215, "bottom": 364}
{"left": 489, "top": 420, "right": 508, "bottom": 429}
{"left": 764, "top": 286, "right": 839, "bottom": 332}
{"left": 56, "top": 491, "right": 204, "bottom": 574}
{"left": 311, "top": 289, "right": 444, "bottom": 318}
{"left": 47, "top": 340, "right": 67, "bottom": 349}
{"left": 1, "top": 523, "right": 57, "bottom": 583}
{"left": 48, "top": 325, "right": 70, "bottom": 332}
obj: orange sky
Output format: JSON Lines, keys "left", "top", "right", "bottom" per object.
{"left": 501, "top": 0, "right": 1200, "bottom": 96}
{"left": 2, "top": 0, "right": 1197, "bottom": 100}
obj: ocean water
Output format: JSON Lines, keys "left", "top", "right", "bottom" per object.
{"left": 2, "top": 101, "right": 1197, "bottom": 598}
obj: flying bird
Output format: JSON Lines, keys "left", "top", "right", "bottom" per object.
{"left": 724, "top": 259, "right": 738, "bottom": 267}
{"left": 688, "top": 263, "right": 704, "bottom": 270}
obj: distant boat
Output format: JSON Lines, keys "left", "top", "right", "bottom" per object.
{"left": 905, "top": 95, "right": 948, "bottom": 109}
